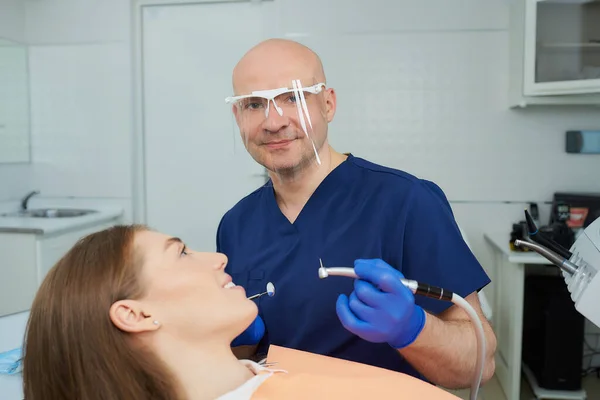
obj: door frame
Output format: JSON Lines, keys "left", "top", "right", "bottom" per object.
{"left": 130, "top": 0, "right": 272, "bottom": 223}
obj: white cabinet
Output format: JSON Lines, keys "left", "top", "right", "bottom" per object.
{"left": 0, "top": 234, "right": 37, "bottom": 318}
{"left": 0, "top": 222, "right": 115, "bottom": 318}
{"left": 509, "top": 0, "right": 600, "bottom": 107}
{"left": 525, "top": 0, "right": 600, "bottom": 96}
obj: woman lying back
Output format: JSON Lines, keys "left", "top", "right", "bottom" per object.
{"left": 22, "top": 224, "right": 461, "bottom": 399}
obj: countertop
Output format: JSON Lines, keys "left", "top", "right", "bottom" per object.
{"left": 0, "top": 203, "right": 124, "bottom": 235}
{"left": 484, "top": 231, "right": 549, "bottom": 264}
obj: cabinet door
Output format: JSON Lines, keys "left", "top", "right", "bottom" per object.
{"left": 0, "top": 233, "right": 37, "bottom": 317}
{"left": 524, "top": 0, "right": 600, "bottom": 96}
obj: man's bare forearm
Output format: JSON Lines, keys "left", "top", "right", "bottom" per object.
{"left": 399, "top": 310, "right": 497, "bottom": 389}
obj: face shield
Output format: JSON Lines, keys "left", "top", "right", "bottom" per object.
{"left": 226, "top": 79, "right": 327, "bottom": 184}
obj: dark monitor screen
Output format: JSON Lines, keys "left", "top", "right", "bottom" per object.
{"left": 550, "top": 192, "right": 600, "bottom": 228}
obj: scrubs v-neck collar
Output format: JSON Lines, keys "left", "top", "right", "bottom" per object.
{"left": 265, "top": 153, "right": 355, "bottom": 230}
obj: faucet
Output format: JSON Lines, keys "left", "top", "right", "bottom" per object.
{"left": 21, "top": 190, "right": 40, "bottom": 211}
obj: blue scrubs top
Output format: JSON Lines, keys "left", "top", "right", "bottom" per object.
{"left": 216, "top": 154, "right": 490, "bottom": 380}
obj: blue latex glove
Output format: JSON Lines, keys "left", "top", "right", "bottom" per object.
{"left": 231, "top": 314, "right": 265, "bottom": 347}
{"left": 336, "top": 259, "right": 426, "bottom": 349}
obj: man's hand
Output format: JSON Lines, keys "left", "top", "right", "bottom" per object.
{"left": 335, "top": 259, "right": 426, "bottom": 349}
{"left": 231, "top": 314, "right": 265, "bottom": 347}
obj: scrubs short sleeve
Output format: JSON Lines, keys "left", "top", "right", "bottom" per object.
{"left": 400, "top": 180, "right": 491, "bottom": 315}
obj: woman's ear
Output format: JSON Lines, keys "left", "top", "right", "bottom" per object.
{"left": 109, "top": 300, "right": 160, "bottom": 333}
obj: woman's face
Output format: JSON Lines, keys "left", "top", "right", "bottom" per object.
{"left": 112, "top": 230, "right": 258, "bottom": 343}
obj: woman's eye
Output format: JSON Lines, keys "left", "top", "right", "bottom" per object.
{"left": 180, "top": 245, "right": 189, "bottom": 256}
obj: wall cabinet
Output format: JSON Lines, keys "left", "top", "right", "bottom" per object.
{"left": 510, "top": 0, "right": 600, "bottom": 107}
{"left": 0, "top": 222, "right": 115, "bottom": 317}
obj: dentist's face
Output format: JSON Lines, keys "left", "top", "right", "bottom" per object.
{"left": 134, "top": 230, "right": 257, "bottom": 343}
{"left": 231, "top": 40, "right": 336, "bottom": 177}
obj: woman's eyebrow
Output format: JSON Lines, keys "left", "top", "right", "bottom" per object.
{"left": 164, "top": 237, "right": 183, "bottom": 250}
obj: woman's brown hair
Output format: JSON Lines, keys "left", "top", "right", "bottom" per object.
{"left": 22, "top": 224, "right": 180, "bottom": 400}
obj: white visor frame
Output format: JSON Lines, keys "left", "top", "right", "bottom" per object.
{"left": 225, "top": 82, "right": 326, "bottom": 118}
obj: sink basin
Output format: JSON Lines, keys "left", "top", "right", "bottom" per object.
{"left": 1, "top": 208, "right": 98, "bottom": 218}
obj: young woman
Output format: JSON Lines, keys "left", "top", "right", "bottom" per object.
{"left": 22, "top": 225, "right": 461, "bottom": 399}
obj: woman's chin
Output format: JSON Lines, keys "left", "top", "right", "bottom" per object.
{"left": 243, "top": 305, "right": 260, "bottom": 326}
{"left": 244, "top": 301, "right": 259, "bottom": 319}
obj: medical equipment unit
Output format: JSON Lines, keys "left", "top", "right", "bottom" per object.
{"left": 515, "top": 212, "right": 600, "bottom": 329}
{"left": 318, "top": 259, "right": 486, "bottom": 400}
{"left": 225, "top": 78, "right": 328, "bottom": 185}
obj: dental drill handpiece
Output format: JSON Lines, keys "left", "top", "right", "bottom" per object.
{"left": 318, "top": 259, "right": 453, "bottom": 301}
{"left": 247, "top": 282, "right": 275, "bottom": 300}
{"left": 514, "top": 239, "right": 578, "bottom": 275}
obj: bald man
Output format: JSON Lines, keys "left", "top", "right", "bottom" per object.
{"left": 217, "top": 39, "right": 497, "bottom": 390}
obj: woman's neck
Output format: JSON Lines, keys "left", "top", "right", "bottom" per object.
{"left": 154, "top": 336, "right": 255, "bottom": 400}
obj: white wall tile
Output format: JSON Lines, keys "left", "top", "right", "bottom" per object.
{"left": 0, "top": 43, "right": 31, "bottom": 163}
{"left": 25, "top": 0, "right": 130, "bottom": 44}
{"left": 0, "top": 0, "right": 31, "bottom": 202}
{"left": 0, "top": 0, "right": 25, "bottom": 42}
{"left": 28, "top": 43, "right": 132, "bottom": 199}
{"left": 277, "top": 0, "right": 509, "bottom": 35}
{"left": 0, "top": 164, "right": 33, "bottom": 202}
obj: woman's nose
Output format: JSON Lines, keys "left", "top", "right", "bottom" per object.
{"left": 214, "top": 253, "right": 228, "bottom": 270}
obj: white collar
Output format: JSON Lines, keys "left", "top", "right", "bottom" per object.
{"left": 215, "top": 360, "right": 287, "bottom": 400}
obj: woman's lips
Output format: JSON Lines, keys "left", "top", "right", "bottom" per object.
{"left": 223, "top": 281, "right": 245, "bottom": 294}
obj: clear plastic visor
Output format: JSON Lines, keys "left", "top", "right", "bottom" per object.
{"left": 226, "top": 80, "right": 327, "bottom": 185}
